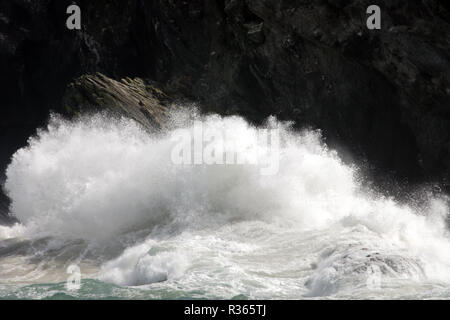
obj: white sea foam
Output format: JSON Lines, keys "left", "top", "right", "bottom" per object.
{"left": 0, "top": 223, "right": 25, "bottom": 240}
{"left": 1, "top": 111, "right": 449, "bottom": 298}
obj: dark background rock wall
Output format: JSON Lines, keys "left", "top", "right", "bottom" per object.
{"left": 0, "top": 0, "right": 449, "bottom": 188}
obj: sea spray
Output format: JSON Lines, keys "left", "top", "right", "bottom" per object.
{"left": 0, "top": 110, "right": 449, "bottom": 298}
{"left": 4, "top": 112, "right": 356, "bottom": 240}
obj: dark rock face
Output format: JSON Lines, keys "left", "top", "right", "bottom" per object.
{"left": 145, "top": 0, "right": 450, "bottom": 185}
{"left": 0, "top": 0, "right": 148, "bottom": 175}
{"left": 0, "top": 0, "right": 449, "bottom": 187}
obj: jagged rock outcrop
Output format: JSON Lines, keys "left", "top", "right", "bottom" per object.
{"left": 0, "top": 0, "right": 449, "bottom": 189}
{"left": 63, "top": 73, "right": 171, "bottom": 130}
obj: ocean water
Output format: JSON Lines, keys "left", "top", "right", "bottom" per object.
{"left": 0, "top": 111, "right": 449, "bottom": 300}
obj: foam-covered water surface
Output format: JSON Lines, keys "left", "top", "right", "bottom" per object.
{"left": 0, "top": 112, "right": 449, "bottom": 299}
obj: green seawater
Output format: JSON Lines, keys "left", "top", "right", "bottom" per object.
{"left": 0, "top": 279, "right": 250, "bottom": 300}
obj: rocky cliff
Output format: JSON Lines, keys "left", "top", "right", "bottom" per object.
{"left": 0, "top": 0, "right": 449, "bottom": 189}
